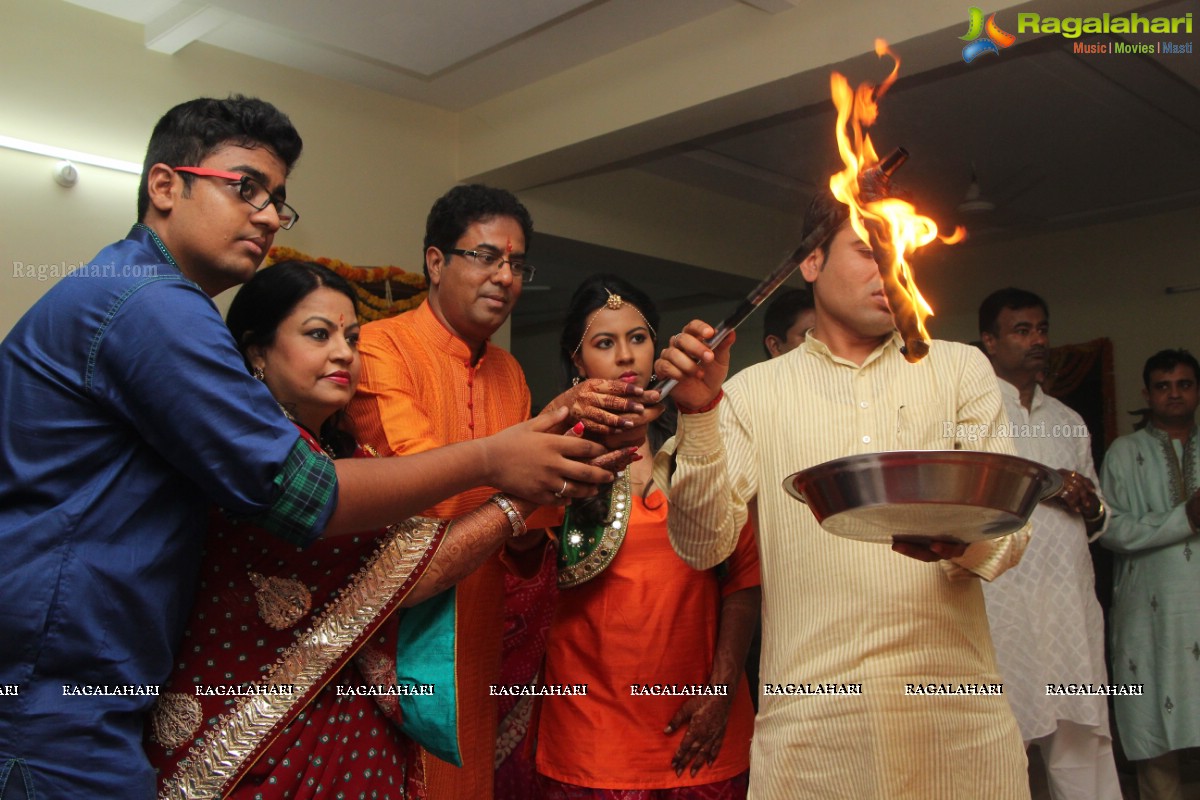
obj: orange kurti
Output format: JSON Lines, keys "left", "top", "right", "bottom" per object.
{"left": 346, "top": 300, "right": 531, "bottom": 800}
{"left": 537, "top": 490, "right": 760, "bottom": 789}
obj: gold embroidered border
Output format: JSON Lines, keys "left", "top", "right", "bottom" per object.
{"left": 159, "top": 517, "right": 446, "bottom": 800}
{"left": 1147, "top": 423, "right": 1198, "bottom": 506}
{"left": 558, "top": 469, "right": 632, "bottom": 588}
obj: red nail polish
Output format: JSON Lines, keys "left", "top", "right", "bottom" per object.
{"left": 571, "top": 421, "right": 585, "bottom": 435}
{"left": 631, "top": 453, "right": 644, "bottom": 461}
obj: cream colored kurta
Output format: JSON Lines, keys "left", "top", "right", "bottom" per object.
{"left": 668, "top": 333, "right": 1030, "bottom": 800}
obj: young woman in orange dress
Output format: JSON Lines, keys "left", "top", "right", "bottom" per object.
{"left": 536, "top": 274, "right": 761, "bottom": 800}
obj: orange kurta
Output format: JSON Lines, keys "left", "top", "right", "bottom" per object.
{"left": 346, "top": 300, "right": 531, "bottom": 800}
{"left": 537, "top": 490, "right": 760, "bottom": 789}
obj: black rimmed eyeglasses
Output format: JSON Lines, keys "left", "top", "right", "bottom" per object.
{"left": 173, "top": 166, "right": 299, "bottom": 230}
{"left": 445, "top": 248, "right": 535, "bottom": 283}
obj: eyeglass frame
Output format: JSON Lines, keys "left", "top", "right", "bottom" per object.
{"left": 172, "top": 166, "right": 299, "bottom": 230}
{"left": 444, "top": 248, "right": 535, "bottom": 283}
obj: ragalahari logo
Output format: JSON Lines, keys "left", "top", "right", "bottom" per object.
{"left": 960, "top": 7, "right": 1016, "bottom": 62}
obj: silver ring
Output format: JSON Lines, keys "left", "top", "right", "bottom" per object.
{"left": 554, "top": 480, "right": 568, "bottom": 499}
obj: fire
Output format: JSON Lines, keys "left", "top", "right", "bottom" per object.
{"left": 828, "top": 39, "right": 964, "bottom": 362}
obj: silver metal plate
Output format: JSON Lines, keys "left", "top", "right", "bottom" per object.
{"left": 783, "top": 450, "right": 1062, "bottom": 545}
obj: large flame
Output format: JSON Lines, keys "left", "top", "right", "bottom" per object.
{"left": 828, "top": 40, "right": 964, "bottom": 359}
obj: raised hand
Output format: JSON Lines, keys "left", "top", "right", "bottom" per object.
{"left": 482, "top": 407, "right": 616, "bottom": 506}
{"left": 891, "top": 539, "right": 969, "bottom": 562}
{"left": 653, "top": 320, "right": 735, "bottom": 411}
{"left": 544, "top": 377, "right": 666, "bottom": 450}
{"left": 545, "top": 378, "right": 659, "bottom": 432}
{"left": 1054, "top": 469, "right": 1101, "bottom": 518}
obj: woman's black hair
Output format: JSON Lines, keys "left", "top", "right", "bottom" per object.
{"left": 559, "top": 274, "right": 656, "bottom": 382}
{"left": 226, "top": 260, "right": 359, "bottom": 458}
{"left": 559, "top": 273, "right": 677, "bottom": 524}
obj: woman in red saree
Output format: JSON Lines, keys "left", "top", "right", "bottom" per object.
{"left": 146, "top": 262, "right": 554, "bottom": 799}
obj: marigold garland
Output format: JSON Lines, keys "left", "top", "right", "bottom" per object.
{"left": 264, "top": 246, "right": 427, "bottom": 323}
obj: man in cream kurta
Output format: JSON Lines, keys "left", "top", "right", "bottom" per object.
{"left": 977, "top": 289, "right": 1120, "bottom": 800}
{"left": 656, "top": 199, "right": 1030, "bottom": 800}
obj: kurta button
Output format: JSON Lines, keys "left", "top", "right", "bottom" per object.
{"left": 859, "top": 401, "right": 869, "bottom": 409}
{"left": 862, "top": 435, "right": 871, "bottom": 444}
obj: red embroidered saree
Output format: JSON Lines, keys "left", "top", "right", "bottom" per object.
{"left": 146, "top": 428, "right": 446, "bottom": 799}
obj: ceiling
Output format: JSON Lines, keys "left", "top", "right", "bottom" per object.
{"left": 66, "top": 0, "right": 1200, "bottom": 330}
{"left": 65, "top": 0, "right": 748, "bottom": 110}
{"left": 642, "top": 3, "right": 1200, "bottom": 241}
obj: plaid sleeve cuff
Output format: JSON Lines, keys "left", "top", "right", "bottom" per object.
{"left": 246, "top": 437, "right": 338, "bottom": 547}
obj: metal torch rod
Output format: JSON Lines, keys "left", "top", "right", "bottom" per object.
{"left": 652, "top": 146, "right": 909, "bottom": 401}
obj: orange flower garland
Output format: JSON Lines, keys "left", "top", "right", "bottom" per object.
{"left": 264, "top": 246, "right": 427, "bottom": 323}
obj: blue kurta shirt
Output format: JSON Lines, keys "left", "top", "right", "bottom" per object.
{"left": 0, "top": 225, "right": 335, "bottom": 797}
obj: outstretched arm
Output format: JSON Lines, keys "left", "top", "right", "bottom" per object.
{"left": 326, "top": 408, "right": 620, "bottom": 536}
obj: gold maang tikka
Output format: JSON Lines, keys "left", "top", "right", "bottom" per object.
{"left": 571, "top": 288, "right": 657, "bottom": 357}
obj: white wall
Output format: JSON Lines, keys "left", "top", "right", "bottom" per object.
{"left": 916, "top": 207, "right": 1200, "bottom": 435}
{"left": 520, "top": 168, "right": 801, "bottom": 282}
{"left": 1, "top": 0, "right": 455, "bottom": 332}
{"left": 4, "top": 0, "right": 1195, "bottom": 439}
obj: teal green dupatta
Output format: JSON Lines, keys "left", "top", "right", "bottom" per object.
{"left": 393, "top": 587, "right": 462, "bottom": 765}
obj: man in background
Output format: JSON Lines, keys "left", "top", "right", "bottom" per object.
{"left": 978, "top": 287, "right": 1121, "bottom": 800}
{"left": 1100, "top": 348, "right": 1200, "bottom": 800}
{"left": 761, "top": 287, "right": 815, "bottom": 358}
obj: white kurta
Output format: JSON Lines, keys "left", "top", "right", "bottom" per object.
{"left": 983, "top": 381, "right": 1113, "bottom": 742}
{"left": 667, "top": 333, "right": 1030, "bottom": 800}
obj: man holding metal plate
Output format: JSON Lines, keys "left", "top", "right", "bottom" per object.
{"left": 655, "top": 188, "right": 1031, "bottom": 800}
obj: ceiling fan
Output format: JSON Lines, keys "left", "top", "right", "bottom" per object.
{"left": 954, "top": 162, "right": 1046, "bottom": 234}
{"left": 957, "top": 163, "right": 995, "bottom": 215}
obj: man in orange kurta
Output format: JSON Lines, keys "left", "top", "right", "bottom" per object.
{"left": 346, "top": 184, "right": 545, "bottom": 800}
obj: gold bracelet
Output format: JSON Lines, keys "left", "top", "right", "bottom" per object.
{"left": 1083, "top": 500, "right": 1106, "bottom": 524}
{"left": 490, "top": 494, "right": 527, "bottom": 538}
